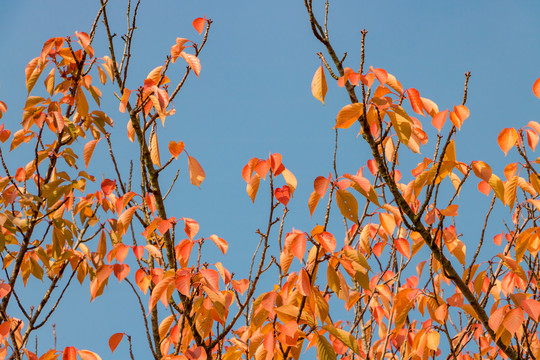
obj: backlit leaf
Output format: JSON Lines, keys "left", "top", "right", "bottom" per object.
{"left": 316, "top": 335, "right": 337, "bottom": 360}
{"left": 497, "top": 128, "right": 518, "bottom": 156}
{"left": 533, "top": 77, "right": 540, "bottom": 99}
{"left": 188, "top": 155, "right": 205, "bottom": 187}
{"left": 209, "top": 234, "right": 228, "bottom": 255}
{"left": 282, "top": 168, "right": 297, "bottom": 195}
{"left": 83, "top": 139, "right": 99, "bottom": 168}
{"left": 168, "top": 141, "right": 185, "bottom": 159}
{"left": 77, "top": 350, "right": 102, "bottom": 360}
{"left": 181, "top": 52, "right": 201, "bottom": 78}
{"left": 193, "top": 17, "right": 206, "bottom": 34}
{"left": 150, "top": 131, "right": 161, "bottom": 167}
{"left": 109, "top": 333, "right": 124, "bottom": 353}
{"left": 119, "top": 88, "right": 131, "bottom": 113}
{"left": 297, "top": 269, "right": 312, "bottom": 297}
{"left": 406, "top": 88, "right": 424, "bottom": 115}
{"left": 335, "top": 189, "right": 358, "bottom": 223}
{"left": 335, "top": 103, "right": 363, "bottom": 129}
{"left": 148, "top": 275, "right": 175, "bottom": 312}
{"left": 311, "top": 65, "right": 327, "bottom": 105}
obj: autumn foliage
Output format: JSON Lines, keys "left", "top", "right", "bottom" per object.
{"left": 0, "top": 2, "right": 539, "bottom": 360}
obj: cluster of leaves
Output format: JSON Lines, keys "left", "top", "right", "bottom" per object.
{"left": 0, "top": 1, "right": 539, "bottom": 360}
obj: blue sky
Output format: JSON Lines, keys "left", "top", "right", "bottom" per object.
{"left": 1, "top": 1, "right": 540, "bottom": 358}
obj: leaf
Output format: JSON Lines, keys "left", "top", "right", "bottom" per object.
{"left": 109, "top": 333, "right": 124, "bottom": 353}
{"left": 159, "top": 315, "right": 175, "bottom": 340}
{"left": 0, "top": 284, "right": 11, "bottom": 299}
{"left": 335, "top": 103, "right": 364, "bottom": 129}
{"left": 323, "top": 325, "right": 361, "bottom": 355}
{"left": 83, "top": 139, "right": 99, "bottom": 168}
{"left": 149, "top": 131, "right": 161, "bottom": 167}
{"left": 231, "top": 279, "right": 249, "bottom": 295}
{"left": 534, "top": 77, "right": 540, "bottom": 99}
{"left": 101, "top": 179, "right": 116, "bottom": 195}
{"left": 297, "top": 269, "right": 312, "bottom": 297}
{"left": 118, "top": 205, "right": 139, "bottom": 236}
{"left": 181, "top": 52, "right": 201, "bottom": 78}
{"left": 168, "top": 141, "right": 185, "bottom": 159}
{"left": 504, "top": 176, "right": 519, "bottom": 208}
{"left": 308, "top": 191, "right": 320, "bottom": 217}
{"left": 127, "top": 120, "right": 135, "bottom": 142}
{"left": 246, "top": 174, "right": 260, "bottom": 202}
{"left": 526, "top": 129, "right": 539, "bottom": 151}
{"left": 119, "top": 88, "right": 131, "bottom": 113}
{"left": 209, "top": 234, "right": 228, "bottom": 255}
{"left": 193, "top": 17, "right": 206, "bottom": 34}
{"left": 431, "top": 110, "right": 448, "bottom": 132}
{"left": 471, "top": 161, "right": 492, "bottom": 182}
{"left": 335, "top": 189, "right": 358, "bottom": 222}
{"left": 316, "top": 335, "right": 337, "bottom": 360}
{"left": 406, "top": 88, "right": 424, "bottom": 115}
{"left": 77, "top": 350, "right": 102, "bottom": 360}
{"left": 275, "top": 185, "right": 291, "bottom": 206}
{"left": 63, "top": 347, "right": 77, "bottom": 360}
{"left": 498, "top": 128, "right": 518, "bottom": 155}
{"left": 148, "top": 275, "right": 175, "bottom": 312}
{"left": 44, "top": 68, "right": 55, "bottom": 96}
{"left": 188, "top": 155, "right": 205, "bottom": 187}
{"left": 281, "top": 168, "right": 297, "bottom": 195}
{"left": 311, "top": 65, "right": 327, "bottom": 105}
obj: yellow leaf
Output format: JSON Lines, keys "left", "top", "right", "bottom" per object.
{"left": 335, "top": 103, "right": 363, "bottom": 129}
{"left": 335, "top": 189, "right": 358, "bottom": 223}
{"left": 316, "top": 335, "right": 337, "bottom": 360}
{"left": 504, "top": 176, "right": 518, "bottom": 208}
{"left": 311, "top": 65, "right": 327, "bottom": 105}
{"left": 281, "top": 168, "right": 297, "bottom": 195}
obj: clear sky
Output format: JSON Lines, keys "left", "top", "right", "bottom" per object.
{"left": 1, "top": 1, "right": 540, "bottom": 358}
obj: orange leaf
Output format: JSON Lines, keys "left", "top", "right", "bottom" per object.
{"left": 314, "top": 175, "right": 330, "bottom": 197}
{"left": 193, "top": 16, "right": 206, "bottom": 34}
{"left": 335, "top": 103, "right": 364, "bottom": 129}
{"left": 118, "top": 205, "right": 139, "bottom": 236}
{"left": 281, "top": 168, "right": 297, "bottom": 195}
{"left": 285, "top": 231, "right": 306, "bottom": 260}
{"left": 148, "top": 275, "right": 175, "bottom": 312}
{"left": 109, "top": 333, "right": 124, "bottom": 353}
{"left": 182, "top": 218, "right": 199, "bottom": 240}
{"left": 83, "top": 139, "right": 99, "bottom": 168}
{"left": 308, "top": 191, "right": 320, "bottom": 217}
{"left": 181, "top": 52, "right": 201, "bottom": 78}
{"left": 77, "top": 350, "right": 102, "bottom": 360}
{"left": 521, "top": 299, "right": 540, "bottom": 321}
{"left": 395, "top": 238, "right": 411, "bottom": 259}
{"left": 0, "top": 284, "right": 11, "bottom": 299}
{"left": 246, "top": 174, "right": 260, "bottom": 202}
{"left": 231, "top": 279, "right": 249, "bottom": 295}
{"left": 149, "top": 132, "right": 161, "bottom": 167}
{"left": 168, "top": 141, "right": 185, "bottom": 159}
{"left": 497, "top": 128, "right": 518, "bottom": 156}
{"left": 119, "top": 88, "right": 131, "bottom": 113}
{"left": 533, "top": 77, "right": 540, "bottom": 99}
{"left": 406, "top": 88, "right": 424, "bottom": 116}
{"left": 209, "top": 234, "right": 228, "bottom": 255}
{"left": 311, "top": 65, "right": 327, "bottom": 105}
{"left": 62, "top": 347, "right": 77, "bottom": 360}
{"left": 471, "top": 161, "right": 493, "bottom": 182}
{"left": 431, "top": 110, "right": 448, "bottom": 132}
{"left": 126, "top": 120, "right": 135, "bottom": 142}
{"left": 526, "top": 129, "right": 539, "bottom": 151}
{"left": 188, "top": 155, "right": 205, "bottom": 187}
{"left": 503, "top": 308, "right": 524, "bottom": 336}
{"left": 440, "top": 204, "right": 458, "bottom": 217}
{"left": 298, "top": 269, "right": 312, "bottom": 297}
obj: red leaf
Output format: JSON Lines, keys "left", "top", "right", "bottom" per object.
{"left": 132, "top": 245, "right": 144, "bottom": 260}
{"left": 113, "top": 264, "right": 130, "bottom": 282}
{"left": 192, "top": 16, "right": 206, "bottom": 34}
{"left": 406, "top": 88, "right": 424, "bottom": 116}
{"left": 101, "top": 179, "right": 116, "bottom": 196}
{"left": 62, "top": 347, "right": 77, "bottom": 360}
{"left": 275, "top": 185, "right": 291, "bottom": 206}
{"left": 109, "top": 333, "right": 124, "bottom": 353}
